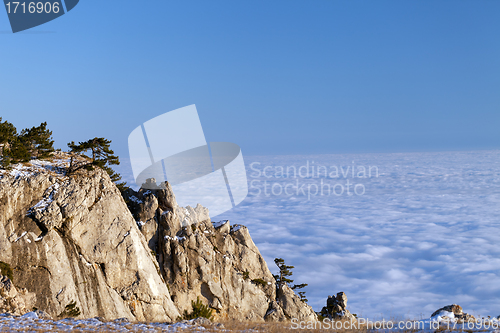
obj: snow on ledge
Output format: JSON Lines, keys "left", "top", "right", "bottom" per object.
{"left": 212, "top": 220, "right": 229, "bottom": 229}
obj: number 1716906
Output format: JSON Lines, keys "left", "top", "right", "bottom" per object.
{"left": 5, "top": 2, "right": 61, "bottom": 14}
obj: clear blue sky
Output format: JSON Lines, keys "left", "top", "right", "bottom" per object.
{"left": 1, "top": 0, "right": 499, "bottom": 159}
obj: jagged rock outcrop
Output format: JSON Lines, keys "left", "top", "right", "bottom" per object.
{"left": 0, "top": 155, "right": 179, "bottom": 321}
{"left": 431, "top": 304, "right": 476, "bottom": 322}
{"left": 126, "top": 181, "right": 317, "bottom": 322}
{"left": 0, "top": 275, "right": 36, "bottom": 315}
{"left": 319, "top": 292, "right": 357, "bottom": 322}
{"left": 273, "top": 284, "right": 317, "bottom": 322}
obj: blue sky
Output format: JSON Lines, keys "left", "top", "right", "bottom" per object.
{"left": 1, "top": 0, "right": 499, "bottom": 159}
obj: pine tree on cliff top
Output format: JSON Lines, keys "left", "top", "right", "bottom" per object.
{"left": 19, "top": 121, "right": 55, "bottom": 159}
{"left": 0, "top": 118, "right": 17, "bottom": 167}
{"left": 1, "top": 119, "right": 55, "bottom": 167}
{"left": 274, "top": 258, "right": 309, "bottom": 302}
{"left": 274, "top": 258, "right": 295, "bottom": 292}
{"left": 67, "top": 137, "right": 128, "bottom": 192}
{"left": 0, "top": 117, "right": 17, "bottom": 145}
{"left": 5, "top": 137, "right": 31, "bottom": 164}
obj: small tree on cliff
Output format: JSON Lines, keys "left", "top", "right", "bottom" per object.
{"left": 273, "top": 258, "right": 309, "bottom": 302}
{"left": 19, "top": 122, "right": 55, "bottom": 159}
{"left": 274, "top": 258, "right": 294, "bottom": 293}
{"left": 0, "top": 117, "right": 17, "bottom": 146}
{"left": 67, "top": 137, "right": 128, "bottom": 192}
{"left": 296, "top": 290, "right": 308, "bottom": 303}
{"left": 1, "top": 120, "right": 55, "bottom": 167}
{"left": 0, "top": 118, "right": 17, "bottom": 167}
{"left": 5, "top": 137, "right": 31, "bottom": 164}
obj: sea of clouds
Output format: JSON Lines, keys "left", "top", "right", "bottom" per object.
{"left": 117, "top": 150, "right": 500, "bottom": 320}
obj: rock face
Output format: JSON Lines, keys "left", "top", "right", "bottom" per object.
{"left": 264, "top": 301, "right": 286, "bottom": 322}
{"left": 431, "top": 304, "right": 476, "bottom": 322}
{"left": 125, "top": 181, "right": 317, "bottom": 322}
{"left": 0, "top": 155, "right": 317, "bottom": 323}
{"left": 319, "top": 292, "right": 357, "bottom": 322}
{"left": 273, "top": 284, "right": 317, "bottom": 322}
{"left": 0, "top": 156, "right": 179, "bottom": 321}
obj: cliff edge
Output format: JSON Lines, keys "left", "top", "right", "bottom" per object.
{"left": 0, "top": 153, "right": 316, "bottom": 322}
{"left": 0, "top": 154, "right": 179, "bottom": 321}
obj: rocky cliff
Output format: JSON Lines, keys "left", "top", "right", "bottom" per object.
{"left": 0, "top": 154, "right": 316, "bottom": 322}
{"left": 0, "top": 155, "right": 179, "bottom": 321}
{"left": 124, "top": 181, "right": 317, "bottom": 322}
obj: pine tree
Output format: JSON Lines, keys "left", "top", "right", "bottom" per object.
{"left": 0, "top": 117, "right": 17, "bottom": 145}
{"left": 297, "top": 291, "right": 308, "bottom": 303}
{"left": 0, "top": 117, "right": 17, "bottom": 168}
{"left": 0, "top": 118, "right": 17, "bottom": 167}
{"left": 67, "top": 137, "right": 128, "bottom": 192}
{"left": 274, "top": 258, "right": 309, "bottom": 302}
{"left": 58, "top": 300, "right": 81, "bottom": 318}
{"left": 291, "top": 283, "right": 308, "bottom": 290}
{"left": 293, "top": 282, "right": 309, "bottom": 303}
{"left": 1, "top": 120, "right": 55, "bottom": 167}
{"left": 273, "top": 258, "right": 295, "bottom": 293}
{"left": 178, "top": 296, "right": 213, "bottom": 321}
{"left": 19, "top": 122, "right": 54, "bottom": 159}
{"left": 6, "top": 137, "right": 31, "bottom": 164}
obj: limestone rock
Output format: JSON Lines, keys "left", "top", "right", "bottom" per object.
{"left": 153, "top": 185, "right": 275, "bottom": 322}
{"left": 320, "top": 292, "right": 357, "bottom": 322}
{"left": 213, "top": 220, "right": 230, "bottom": 234}
{"left": 0, "top": 275, "right": 36, "bottom": 316}
{"left": 264, "top": 301, "right": 286, "bottom": 322}
{"left": 33, "top": 309, "right": 53, "bottom": 319}
{"left": 431, "top": 304, "right": 476, "bottom": 323}
{"left": 1, "top": 155, "right": 315, "bottom": 323}
{"left": 186, "top": 317, "right": 212, "bottom": 326}
{"left": 125, "top": 182, "right": 316, "bottom": 323}
{"left": 0, "top": 156, "right": 180, "bottom": 321}
{"left": 431, "top": 304, "right": 463, "bottom": 317}
{"left": 123, "top": 188, "right": 160, "bottom": 250}
{"left": 277, "top": 284, "right": 317, "bottom": 322}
